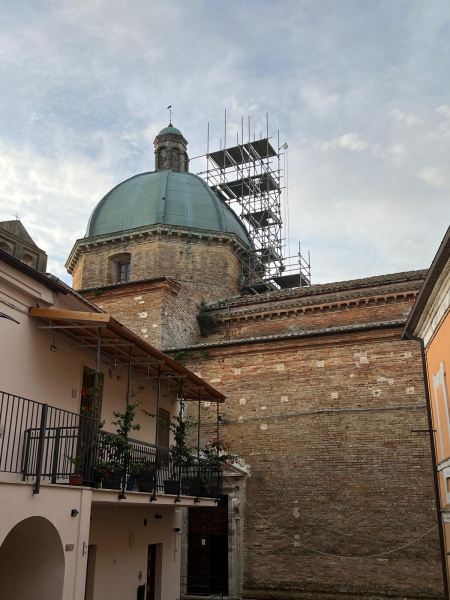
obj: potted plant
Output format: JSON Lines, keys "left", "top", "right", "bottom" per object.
{"left": 99, "top": 402, "right": 141, "bottom": 491}
{"left": 66, "top": 441, "right": 94, "bottom": 486}
{"left": 162, "top": 402, "right": 196, "bottom": 495}
{"left": 135, "top": 459, "right": 158, "bottom": 493}
{"left": 200, "top": 438, "right": 242, "bottom": 470}
{"left": 93, "top": 459, "right": 116, "bottom": 489}
{"left": 67, "top": 453, "right": 85, "bottom": 486}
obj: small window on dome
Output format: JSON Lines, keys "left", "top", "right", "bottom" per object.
{"left": 118, "top": 261, "right": 130, "bottom": 283}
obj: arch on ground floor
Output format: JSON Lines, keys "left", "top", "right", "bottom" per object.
{"left": 0, "top": 516, "right": 65, "bottom": 600}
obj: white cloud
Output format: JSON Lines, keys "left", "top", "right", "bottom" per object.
{"left": 0, "top": 137, "right": 116, "bottom": 278}
{"left": 0, "top": 0, "right": 449, "bottom": 286}
{"left": 419, "top": 167, "right": 450, "bottom": 189}
{"left": 316, "top": 132, "right": 370, "bottom": 152}
{"left": 300, "top": 85, "right": 341, "bottom": 119}
{"left": 436, "top": 106, "right": 450, "bottom": 119}
{"left": 389, "top": 108, "right": 420, "bottom": 126}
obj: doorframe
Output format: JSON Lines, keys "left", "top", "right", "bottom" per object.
{"left": 181, "top": 473, "right": 247, "bottom": 600}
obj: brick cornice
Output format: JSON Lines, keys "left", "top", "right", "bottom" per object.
{"left": 81, "top": 277, "right": 182, "bottom": 300}
{"left": 212, "top": 288, "right": 419, "bottom": 325}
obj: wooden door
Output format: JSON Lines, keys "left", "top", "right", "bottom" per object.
{"left": 188, "top": 496, "right": 228, "bottom": 594}
{"left": 146, "top": 544, "right": 157, "bottom": 600}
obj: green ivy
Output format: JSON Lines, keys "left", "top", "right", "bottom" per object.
{"left": 173, "top": 350, "right": 192, "bottom": 363}
{"left": 196, "top": 301, "right": 217, "bottom": 337}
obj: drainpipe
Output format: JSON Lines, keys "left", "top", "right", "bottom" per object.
{"left": 405, "top": 332, "right": 449, "bottom": 600}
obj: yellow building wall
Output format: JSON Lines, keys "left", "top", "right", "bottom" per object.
{"left": 426, "top": 313, "right": 450, "bottom": 468}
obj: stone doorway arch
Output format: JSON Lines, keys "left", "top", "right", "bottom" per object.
{"left": 0, "top": 516, "right": 65, "bottom": 600}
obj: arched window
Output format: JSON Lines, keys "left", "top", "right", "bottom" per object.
{"left": 108, "top": 252, "right": 131, "bottom": 284}
{"left": 157, "top": 147, "right": 168, "bottom": 170}
{"left": 171, "top": 148, "right": 180, "bottom": 170}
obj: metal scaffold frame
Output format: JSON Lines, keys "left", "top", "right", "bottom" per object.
{"left": 195, "top": 111, "right": 311, "bottom": 295}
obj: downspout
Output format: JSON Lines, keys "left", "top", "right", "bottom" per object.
{"left": 405, "top": 332, "right": 449, "bottom": 600}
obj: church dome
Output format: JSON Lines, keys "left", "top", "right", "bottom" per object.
{"left": 86, "top": 170, "right": 250, "bottom": 245}
{"left": 157, "top": 124, "right": 183, "bottom": 136}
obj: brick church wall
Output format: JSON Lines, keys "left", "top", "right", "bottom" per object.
{"left": 180, "top": 329, "right": 442, "bottom": 600}
{"left": 76, "top": 228, "right": 244, "bottom": 348}
{"left": 171, "top": 274, "right": 443, "bottom": 600}
{"left": 70, "top": 228, "right": 242, "bottom": 294}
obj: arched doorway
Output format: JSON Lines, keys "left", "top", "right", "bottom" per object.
{"left": 0, "top": 516, "right": 65, "bottom": 600}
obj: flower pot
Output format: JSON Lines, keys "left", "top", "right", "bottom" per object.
{"left": 102, "top": 471, "right": 122, "bottom": 490}
{"left": 182, "top": 477, "right": 200, "bottom": 496}
{"left": 164, "top": 480, "right": 180, "bottom": 495}
{"left": 69, "top": 474, "right": 83, "bottom": 486}
{"left": 138, "top": 480, "right": 155, "bottom": 493}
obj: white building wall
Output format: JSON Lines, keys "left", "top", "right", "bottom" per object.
{"left": 89, "top": 504, "right": 182, "bottom": 600}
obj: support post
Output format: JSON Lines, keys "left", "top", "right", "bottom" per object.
{"left": 175, "top": 386, "right": 184, "bottom": 503}
{"left": 151, "top": 364, "right": 161, "bottom": 502}
{"left": 51, "top": 428, "right": 61, "bottom": 484}
{"left": 93, "top": 327, "right": 101, "bottom": 411}
{"left": 119, "top": 346, "right": 133, "bottom": 500}
{"left": 195, "top": 389, "right": 201, "bottom": 503}
{"left": 85, "top": 327, "right": 101, "bottom": 486}
{"left": 34, "top": 404, "right": 48, "bottom": 494}
{"left": 216, "top": 402, "right": 220, "bottom": 503}
{"left": 126, "top": 346, "right": 132, "bottom": 408}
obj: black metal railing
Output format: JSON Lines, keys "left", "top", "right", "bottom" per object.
{"left": 0, "top": 391, "right": 222, "bottom": 498}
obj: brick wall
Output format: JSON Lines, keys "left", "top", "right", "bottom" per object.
{"left": 180, "top": 329, "right": 442, "bottom": 600}
{"left": 205, "top": 283, "right": 419, "bottom": 343}
{"left": 78, "top": 232, "right": 243, "bottom": 348}
{"left": 70, "top": 230, "right": 242, "bottom": 295}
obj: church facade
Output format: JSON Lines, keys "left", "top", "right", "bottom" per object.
{"left": 68, "top": 124, "right": 445, "bottom": 600}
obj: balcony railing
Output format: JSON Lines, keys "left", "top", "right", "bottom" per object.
{"left": 0, "top": 390, "right": 222, "bottom": 499}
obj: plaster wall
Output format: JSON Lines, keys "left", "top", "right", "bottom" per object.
{"left": 0, "top": 275, "right": 176, "bottom": 447}
{"left": 425, "top": 316, "right": 450, "bottom": 467}
{"left": 88, "top": 503, "right": 182, "bottom": 600}
{"left": 0, "top": 482, "right": 92, "bottom": 600}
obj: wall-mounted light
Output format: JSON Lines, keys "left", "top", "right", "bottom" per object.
{"left": 117, "top": 375, "right": 122, "bottom": 381}
{"left": 50, "top": 340, "right": 57, "bottom": 352}
{"left": 155, "top": 514, "right": 163, "bottom": 520}
{"left": 71, "top": 509, "right": 79, "bottom": 517}
{"left": 174, "top": 527, "right": 181, "bottom": 533}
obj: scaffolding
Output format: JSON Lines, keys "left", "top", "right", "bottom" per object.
{"left": 196, "top": 112, "right": 311, "bottom": 295}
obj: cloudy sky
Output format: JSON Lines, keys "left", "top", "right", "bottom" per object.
{"left": 1, "top": 0, "right": 449, "bottom": 284}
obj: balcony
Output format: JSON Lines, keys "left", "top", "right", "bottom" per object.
{"left": 0, "top": 391, "right": 222, "bottom": 502}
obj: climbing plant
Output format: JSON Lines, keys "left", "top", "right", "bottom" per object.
{"left": 196, "top": 301, "right": 217, "bottom": 337}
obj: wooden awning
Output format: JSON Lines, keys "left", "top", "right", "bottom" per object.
{"left": 30, "top": 308, "right": 225, "bottom": 402}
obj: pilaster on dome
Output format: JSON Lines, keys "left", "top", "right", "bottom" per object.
{"left": 154, "top": 122, "right": 189, "bottom": 172}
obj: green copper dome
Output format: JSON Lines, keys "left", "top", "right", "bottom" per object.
{"left": 157, "top": 124, "right": 183, "bottom": 136}
{"left": 86, "top": 170, "right": 250, "bottom": 245}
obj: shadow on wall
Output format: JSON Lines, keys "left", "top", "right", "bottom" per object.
{"left": 0, "top": 516, "right": 65, "bottom": 600}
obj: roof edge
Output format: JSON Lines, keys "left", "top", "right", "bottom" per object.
{"left": 165, "top": 319, "right": 406, "bottom": 353}
{"left": 403, "top": 226, "right": 450, "bottom": 338}
{"left": 0, "top": 248, "right": 68, "bottom": 295}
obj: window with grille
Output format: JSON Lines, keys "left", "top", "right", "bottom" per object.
{"left": 118, "top": 262, "right": 130, "bottom": 283}
{"left": 158, "top": 408, "right": 171, "bottom": 448}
